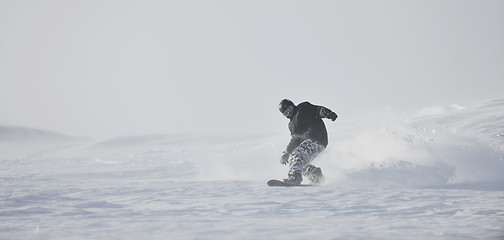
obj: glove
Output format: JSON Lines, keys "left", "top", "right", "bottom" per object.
{"left": 319, "top": 107, "right": 338, "bottom": 121}
{"left": 328, "top": 111, "right": 338, "bottom": 121}
{"left": 281, "top": 151, "right": 290, "bottom": 165}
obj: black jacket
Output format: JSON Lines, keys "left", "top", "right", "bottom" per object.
{"left": 285, "top": 102, "right": 335, "bottom": 153}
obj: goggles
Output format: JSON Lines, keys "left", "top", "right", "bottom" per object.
{"left": 282, "top": 106, "right": 294, "bottom": 117}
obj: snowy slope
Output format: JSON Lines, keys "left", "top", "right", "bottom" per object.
{"left": 0, "top": 125, "right": 83, "bottom": 143}
{"left": 1, "top": 99, "right": 503, "bottom": 239}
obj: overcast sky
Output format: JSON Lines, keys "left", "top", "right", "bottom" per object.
{"left": 1, "top": 0, "right": 503, "bottom": 138}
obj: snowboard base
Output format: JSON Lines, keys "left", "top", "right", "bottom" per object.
{"left": 267, "top": 179, "right": 314, "bottom": 187}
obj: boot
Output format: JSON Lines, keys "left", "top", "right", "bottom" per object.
{"left": 309, "top": 167, "right": 325, "bottom": 185}
{"left": 283, "top": 171, "right": 302, "bottom": 185}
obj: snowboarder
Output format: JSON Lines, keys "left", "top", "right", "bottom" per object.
{"left": 278, "top": 99, "right": 338, "bottom": 185}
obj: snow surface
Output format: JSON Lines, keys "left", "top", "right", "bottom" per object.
{"left": 1, "top": 99, "right": 504, "bottom": 239}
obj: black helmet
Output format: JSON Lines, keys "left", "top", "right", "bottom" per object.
{"left": 278, "top": 99, "right": 294, "bottom": 117}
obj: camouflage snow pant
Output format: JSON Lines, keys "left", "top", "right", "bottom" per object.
{"left": 287, "top": 139, "right": 325, "bottom": 180}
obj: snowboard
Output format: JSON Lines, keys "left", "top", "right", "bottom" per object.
{"left": 267, "top": 179, "right": 315, "bottom": 187}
